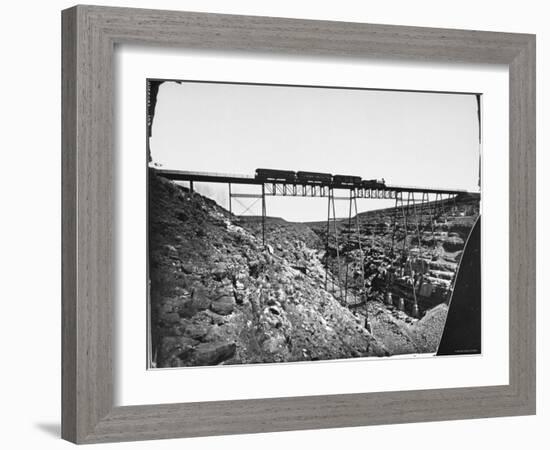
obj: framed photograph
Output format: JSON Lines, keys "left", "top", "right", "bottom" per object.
{"left": 62, "top": 5, "right": 536, "bottom": 444}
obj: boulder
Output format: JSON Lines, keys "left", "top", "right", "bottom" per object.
{"left": 157, "top": 303, "right": 182, "bottom": 324}
{"left": 175, "top": 298, "right": 196, "bottom": 319}
{"left": 443, "top": 236, "right": 465, "bottom": 252}
{"left": 183, "top": 322, "right": 210, "bottom": 340}
{"left": 159, "top": 311, "right": 181, "bottom": 324}
{"left": 261, "top": 335, "right": 287, "bottom": 354}
{"left": 160, "top": 336, "right": 198, "bottom": 362}
{"left": 249, "top": 260, "right": 264, "bottom": 277}
{"left": 181, "top": 263, "right": 195, "bottom": 274}
{"left": 192, "top": 286, "right": 212, "bottom": 311}
{"left": 211, "top": 263, "right": 229, "bottom": 281}
{"left": 193, "top": 341, "right": 236, "bottom": 366}
{"left": 210, "top": 295, "right": 235, "bottom": 315}
{"left": 205, "top": 310, "right": 227, "bottom": 325}
{"left": 215, "top": 284, "right": 234, "bottom": 297}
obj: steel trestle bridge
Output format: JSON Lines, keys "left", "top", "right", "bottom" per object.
{"left": 156, "top": 168, "right": 478, "bottom": 323}
{"left": 156, "top": 169, "right": 470, "bottom": 197}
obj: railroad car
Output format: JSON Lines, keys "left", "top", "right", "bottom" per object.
{"left": 333, "top": 174, "right": 362, "bottom": 186}
{"left": 255, "top": 168, "right": 297, "bottom": 183}
{"left": 296, "top": 171, "right": 333, "bottom": 185}
{"left": 362, "top": 178, "right": 386, "bottom": 189}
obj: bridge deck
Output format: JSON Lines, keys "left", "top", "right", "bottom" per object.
{"left": 156, "top": 169, "right": 474, "bottom": 196}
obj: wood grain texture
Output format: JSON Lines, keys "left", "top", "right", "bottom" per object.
{"left": 61, "top": 7, "right": 77, "bottom": 443}
{"left": 61, "top": 5, "right": 536, "bottom": 444}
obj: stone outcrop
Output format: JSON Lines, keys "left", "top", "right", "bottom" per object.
{"left": 307, "top": 193, "right": 480, "bottom": 316}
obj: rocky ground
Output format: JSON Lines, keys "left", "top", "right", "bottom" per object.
{"left": 148, "top": 170, "right": 479, "bottom": 368}
{"left": 307, "top": 193, "right": 480, "bottom": 317}
{"left": 149, "top": 172, "right": 386, "bottom": 368}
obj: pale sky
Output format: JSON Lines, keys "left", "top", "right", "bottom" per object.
{"left": 149, "top": 81, "right": 480, "bottom": 222}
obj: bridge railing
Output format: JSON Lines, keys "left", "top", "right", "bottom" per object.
{"left": 156, "top": 168, "right": 476, "bottom": 195}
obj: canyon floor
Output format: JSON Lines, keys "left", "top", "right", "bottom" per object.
{"left": 148, "top": 171, "right": 480, "bottom": 368}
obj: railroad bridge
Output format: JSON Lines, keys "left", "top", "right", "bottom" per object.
{"left": 156, "top": 168, "right": 477, "bottom": 323}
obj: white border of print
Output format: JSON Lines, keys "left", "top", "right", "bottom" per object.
{"left": 114, "top": 45, "right": 508, "bottom": 406}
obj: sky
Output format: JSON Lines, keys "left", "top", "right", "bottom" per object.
{"left": 149, "top": 81, "right": 480, "bottom": 222}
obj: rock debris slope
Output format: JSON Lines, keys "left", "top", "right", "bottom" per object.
{"left": 149, "top": 172, "right": 388, "bottom": 368}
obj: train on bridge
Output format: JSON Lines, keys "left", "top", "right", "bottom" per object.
{"left": 255, "top": 168, "right": 386, "bottom": 189}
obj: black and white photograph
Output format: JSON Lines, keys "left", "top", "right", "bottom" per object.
{"left": 147, "top": 79, "right": 482, "bottom": 369}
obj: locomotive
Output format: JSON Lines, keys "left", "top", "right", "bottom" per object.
{"left": 362, "top": 178, "right": 386, "bottom": 189}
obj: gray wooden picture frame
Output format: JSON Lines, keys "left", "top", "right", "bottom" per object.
{"left": 61, "top": 5, "right": 536, "bottom": 444}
